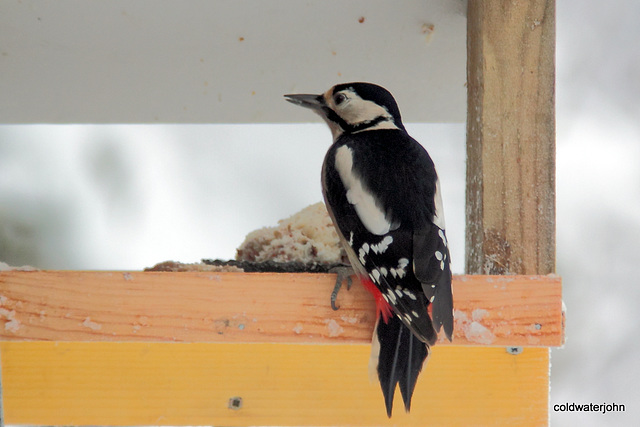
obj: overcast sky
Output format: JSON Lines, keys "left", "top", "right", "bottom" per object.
{"left": 1, "top": 1, "right": 639, "bottom": 425}
{"left": 551, "top": 1, "right": 640, "bottom": 426}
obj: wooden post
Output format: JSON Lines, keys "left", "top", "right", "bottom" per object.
{"left": 466, "top": 0, "right": 556, "bottom": 275}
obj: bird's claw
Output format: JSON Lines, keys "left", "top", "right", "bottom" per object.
{"left": 329, "top": 265, "right": 354, "bottom": 310}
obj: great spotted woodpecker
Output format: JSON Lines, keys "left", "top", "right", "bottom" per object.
{"left": 285, "top": 82, "right": 453, "bottom": 417}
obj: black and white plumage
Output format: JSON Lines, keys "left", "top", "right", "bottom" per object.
{"left": 285, "top": 82, "right": 453, "bottom": 417}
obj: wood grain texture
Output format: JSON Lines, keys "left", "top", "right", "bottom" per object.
{"left": 0, "top": 271, "right": 563, "bottom": 347}
{"left": 466, "top": 0, "right": 556, "bottom": 275}
{"left": 1, "top": 342, "right": 550, "bottom": 426}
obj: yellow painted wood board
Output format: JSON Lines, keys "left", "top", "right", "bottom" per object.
{"left": 0, "top": 272, "right": 564, "bottom": 346}
{"left": 1, "top": 342, "right": 549, "bottom": 426}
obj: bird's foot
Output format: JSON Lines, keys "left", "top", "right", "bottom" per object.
{"left": 329, "top": 265, "right": 355, "bottom": 310}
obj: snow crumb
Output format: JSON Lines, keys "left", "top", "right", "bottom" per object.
{"left": 454, "top": 309, "right": 496, "bottom": 344}
{"left": 0, "top": 261, "right": 38, "bottom": 271}
{"left": 0, "top": 308, "right": 20, "bottom": 332}
{"left": 236, "top": 202, "right": 346, "bottom": 264}
{"left": 466, "top": 321, "right": 495, "bottom": 345}
{"left": 340, "top": 315, "right": 359, "bottom": 324}
{"left": 472, "top": 308, "right": 489, "bottom": 322}
{"left": 82, "top": 317, "right": 102, "bottom": 331}
{"left": 325, "top": 319, "right": 344, "bottom": 337}
{"left": 292, "top": 323, "right": 304, "bottom": 334}
{"left": 453, "top": 310, "right": 468, "bottom": 322}
{"left": 5, "top": 319, "right": 20, "bottom": 333}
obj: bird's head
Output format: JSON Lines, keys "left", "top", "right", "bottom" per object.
{"left": 285, "top": 82, "right": 405, "bottom": 140}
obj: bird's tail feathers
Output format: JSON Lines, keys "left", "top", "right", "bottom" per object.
{"left": 371, "top": 314, "right": 429, "bottom": 417}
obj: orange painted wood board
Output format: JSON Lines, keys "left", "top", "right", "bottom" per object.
{"left": 1, "top": 342, "right": 549, "bottom": 426}
{"left": 0, "top": 272, "right": 563, "bottom": 346}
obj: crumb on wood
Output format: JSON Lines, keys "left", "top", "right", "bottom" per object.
{"left": 236, "top": 202, "right": 346, "bottom": 265}
{"left": 454, "top": 309, "right": 496, "bottom": 345}
{"left": 324, "top": 318, "right": 344, "bottom": 337}
{"left": 0, "top": 261, "right": 38, "bottom": 271}
{"left": 82, "top": 317, "right": 102, "bottom": 331}
{"left": 145, "top": 203, "right": 348, "bottom": 274}
{"left": 144, "top": 260, "right": 244, "bottom": 272}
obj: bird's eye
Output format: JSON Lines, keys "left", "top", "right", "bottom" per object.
{"left": 334, "top": 93, "right": 347, "bottom": 105}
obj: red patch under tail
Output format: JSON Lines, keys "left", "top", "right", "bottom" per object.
{"left": 360, "top": 277, "right": 393, "bottom": 324}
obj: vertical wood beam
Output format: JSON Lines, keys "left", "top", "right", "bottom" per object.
{"left": 466, "top": 0, "right": 556, "bottom": 275}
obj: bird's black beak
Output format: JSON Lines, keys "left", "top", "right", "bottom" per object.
{"left": 284, "top": 93, "right": 325, "bottom": 110}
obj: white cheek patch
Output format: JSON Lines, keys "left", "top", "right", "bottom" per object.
{"left": 331, "top": 88, "right": 398, "bottom": 130}
{"left": 335, "top": 145, "right": 394, "bottom": 235}
{"left": 342, "top": 98, "right": 392, "bottom": 125}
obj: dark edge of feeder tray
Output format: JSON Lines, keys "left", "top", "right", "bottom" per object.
{"left": 202, "top": 259, "right": 345, "bottom": 273}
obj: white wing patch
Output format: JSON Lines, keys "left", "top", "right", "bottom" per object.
{"left": 335, "top": 145, "right": 395, "bottom": 235}
{"left": 432, "top": 178, "right": 446, "bottom": 230}
{"left": 371, "top": 236, "right": 393, "bottom": 254}
{"left": 390, "top": 258, "right": 410, "bottom": 279}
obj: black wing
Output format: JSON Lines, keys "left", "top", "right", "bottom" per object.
{"left": 322, "top": 129, "right": 452, "bottom": 343}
